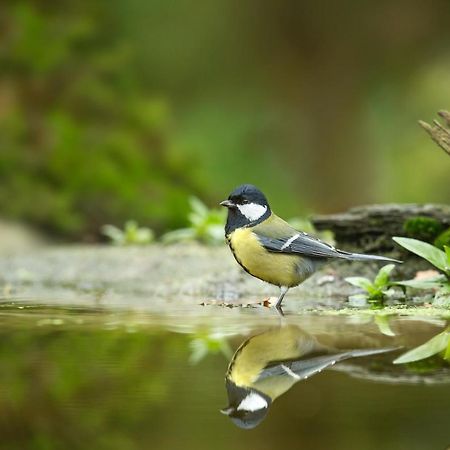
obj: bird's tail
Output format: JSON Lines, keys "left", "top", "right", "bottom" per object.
{"left": 339, "top": 250, "right": 402, "bottom": 264}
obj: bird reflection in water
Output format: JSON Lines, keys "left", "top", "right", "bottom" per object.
{"left": 221, "top": 325, "right": 396, "bottom": 429}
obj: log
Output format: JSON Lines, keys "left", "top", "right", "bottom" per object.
{"left": 312, "top": 203, "right": 450, "bottom": 253}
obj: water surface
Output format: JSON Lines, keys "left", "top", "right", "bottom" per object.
{"left": 0, "top": 301, "right": 448, "bottom": 450}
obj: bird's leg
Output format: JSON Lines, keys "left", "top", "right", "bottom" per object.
{"left": 275, "top": 305, "right": 285, "bottom": 318}
{"left": 275, "top": 286, "right": 289, "bottom": 312}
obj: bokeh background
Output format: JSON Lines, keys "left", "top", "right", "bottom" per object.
{"left": 1, "top": 0, "right": 450, "bottom": 242}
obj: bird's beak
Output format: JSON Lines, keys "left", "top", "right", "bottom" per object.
{"left": 220, "top": 199, "right": 235, "bottom": 208}
{"left": 220, "top": 406, "right": 235, "bottom": 416}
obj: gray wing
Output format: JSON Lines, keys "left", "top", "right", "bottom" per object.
{"left": 257, "top": 348, "right": 397, "bottom": 382}
{"left": 256, "top": 231, "right": 352, "bottom": 260}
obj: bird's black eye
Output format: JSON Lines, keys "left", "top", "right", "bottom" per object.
{"left": 242, "top": 199, "right": 249, "bottom": 204}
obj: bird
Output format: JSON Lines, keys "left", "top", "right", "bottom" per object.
{"left": 220, "top": 184, "right": 401, "bottom": 310}
{"left": 221, "top": 325, "right": 397, "bottom": 429}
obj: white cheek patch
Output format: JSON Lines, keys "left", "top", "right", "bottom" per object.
{"left": 237, "top": 392, "right": 268, "bottom": 412}
{"left": 237, "top": 203, "right": 267, "bottom": 221}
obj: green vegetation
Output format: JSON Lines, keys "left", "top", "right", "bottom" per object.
{"left": 402, "top": 216, "right": 444, "bottom": 242}
{"left": 347, "top": 238, "right": 450, "bottom": 308}
{"left": 0, "top": 2, "right": 208, "bottom": 240}
{"left": 1, "top": 1, "right": 450, "bottom": 243}
{"left": 393, "top": 237, "right": 450, "bottom": 303}
{"left": 162, "top": 197, "right": 226, "bottom": 245}
{"left": 434, "top": 227, "right": 450, "bottom": 250}
{"left": 101, "top": 221, "right": 154, "bottom": 246}
{"left": 402, "top": 217, "right": 450, "bottom": 251}
{"left": 189, "top": 332, "right": 232, "bottom": 364}
{"left": 345, "top": 264, "right": 397, "bottom": 308}
{"left": 394, "top": 328, "right": 450, "bottom": 364}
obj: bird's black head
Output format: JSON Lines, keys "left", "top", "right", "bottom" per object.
{"left": 220, "top": 380, "right": 271, "bottom": 429}
{"left": 220, "top": 184, "right": 271, "bottom": 234}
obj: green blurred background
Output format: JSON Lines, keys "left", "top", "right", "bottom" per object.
{"left": 1, "top": 0, "right": 450, "bottom": 242}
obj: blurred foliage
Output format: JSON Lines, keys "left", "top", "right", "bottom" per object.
{"left": 162, "top": 197, "right": 226, "bottom": 245}
{"left": 1, "top": 0, "right": 450, "bottom": 241}
{"left": 189, "top": 332, "right": 232, "bottom": 364}
{"left": 102, "top": 220, "right": 154, "bottom": 245}
{"left": 0, "top": 1, "right": 202, "bottom": 240}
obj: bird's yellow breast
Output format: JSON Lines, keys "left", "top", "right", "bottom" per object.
{"left": 227, "top": 227, "right": 302, "bottom": 287}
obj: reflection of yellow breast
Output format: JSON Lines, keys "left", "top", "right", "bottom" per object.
{"left": 227, "top": 228, "right": 303, "bottom": 287}
{"left": 229, "top": 326, "right": 314, "bottom": 385}
{"left": 229, "top": 326, "right": 316, "bottom": 399}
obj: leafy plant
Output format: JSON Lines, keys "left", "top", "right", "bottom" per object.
{"left": 101, "top": 220, "right": 154, "bottom": 245}
{"left": 162, "top": 197, "right": 226, "bottom": 246}
{"left": 345, "top": 264, "right": 397, "bottom": 308}
{"left": 393, "top": 328, "right": 450, "bottom": 364}
{"left": 392, "top": 237, "right": 450, "bottom": 302}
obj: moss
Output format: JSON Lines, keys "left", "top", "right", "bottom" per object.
{"left": 403, "top": 216, "right": 444, "bottom": 242}
{"left": 434, "top": 227, "right": 450, "bottom": 250}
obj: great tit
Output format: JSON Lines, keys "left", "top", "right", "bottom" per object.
{"left": 220, "top": 184, "right": 401, "bottom": 309}
{"left": 221, "top": 325, "right": 396, "bottom": 429}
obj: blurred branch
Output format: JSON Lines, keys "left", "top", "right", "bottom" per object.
{"left": 419, "top": 110, "right": 450, "bottom": 157}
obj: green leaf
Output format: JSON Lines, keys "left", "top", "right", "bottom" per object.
{"left": 374, "top": 264, "right": 395, "bottom": 288}
{"left": 445, "top": 245, "right": 450, "bottom": 268}
{"left": 393, "top": 237, "right": 448, "bottom": 273}
{"left": 393, "top": 330, "right": 450, "bottom": 364}
{"left": 393, "top": 276, "right": 447, "bottom": 290}
{"left": 345, "top": 277, "right": 374, "bottom": 291}
{"left": 374, "top": 314, "right": 395, "bottom": 336}
{"left": 445, "top": 339, "right": 450, "bottom": 361}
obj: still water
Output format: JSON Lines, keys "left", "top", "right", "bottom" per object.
{"left": 0, "top": 302, "right": 448, "bottom": 450}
